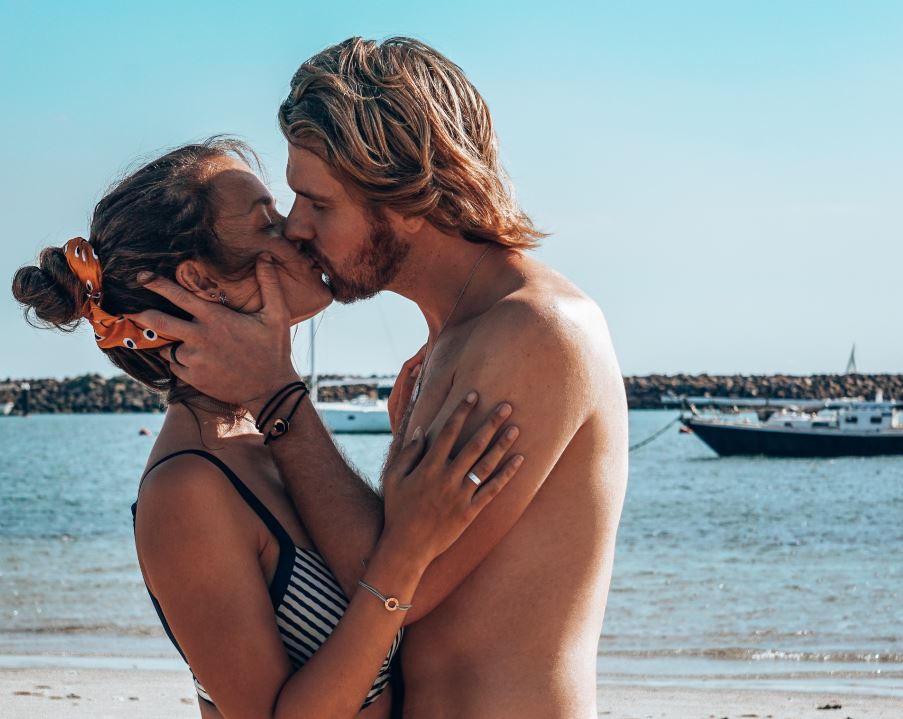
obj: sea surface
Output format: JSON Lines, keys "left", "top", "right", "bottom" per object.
{"left": 1, "top": 412, "right": 901, "bottom": 696}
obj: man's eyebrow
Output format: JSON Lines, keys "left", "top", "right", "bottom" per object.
{"left": 288, "top": 183, "right": 332, "bottom": 203}
{"left": 286, "top": 164, "right": 333, "bottom": 203}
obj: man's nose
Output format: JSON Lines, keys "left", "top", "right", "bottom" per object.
{"left": 284, "top": 202, "right": 315, "bottom": 245}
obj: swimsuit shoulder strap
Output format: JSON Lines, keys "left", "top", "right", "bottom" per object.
{"left": 133, "top": 448, "right": 294, "bottom": 548}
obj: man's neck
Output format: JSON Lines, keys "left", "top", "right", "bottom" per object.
{"left": 387, "top": 229, "right": 504, "bottom": 338}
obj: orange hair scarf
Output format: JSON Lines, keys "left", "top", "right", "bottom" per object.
{"left": 64, "top": 237, "right": 177, "bottom": 350}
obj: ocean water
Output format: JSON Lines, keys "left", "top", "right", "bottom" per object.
{"left": 0, "top": 412, "right": 901, "bottom": 696}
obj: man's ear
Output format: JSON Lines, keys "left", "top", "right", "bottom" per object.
{"left": 401, "top": 214, "right": 426, "bottom": 234}
{"left": 386, "top": 208, "right": 426, "bottom": 235}
{"left": 174, "top": 260, "right": 220, "bottom": 302}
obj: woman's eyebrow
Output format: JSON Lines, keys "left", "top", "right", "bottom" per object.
{"left": 247, "top": 195, "right": 274, "bottom": 213}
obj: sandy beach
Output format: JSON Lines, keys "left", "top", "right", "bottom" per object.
{"left": 1, "top": 666, "right": 900, "bottom": 718}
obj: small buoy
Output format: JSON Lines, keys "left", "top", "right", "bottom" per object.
{"left": 139, "top": 427, "right": 152, "bottom": 436}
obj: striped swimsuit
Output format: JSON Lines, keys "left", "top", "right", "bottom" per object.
{"left": 131, "top": 449, "right": 401, "bottom": 709}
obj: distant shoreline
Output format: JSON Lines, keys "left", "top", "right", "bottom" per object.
{"left": 1, "top": 373, "right": 900, "bottom": 414}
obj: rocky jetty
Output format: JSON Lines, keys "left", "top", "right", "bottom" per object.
{"left": 1, "top": 373, "right": 900, "bottom": 415}
{"left": 625, "top": 374, "right": 903, "bottom": 409}
{"left": 0, "top": 374, "right": 387, "bottom": 415}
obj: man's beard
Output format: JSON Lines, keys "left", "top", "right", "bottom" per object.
{"left": 311, "top": 210, "right": 410, "bottom": 304}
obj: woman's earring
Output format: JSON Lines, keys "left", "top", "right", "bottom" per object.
{"left": 218, "top": 291, "right": 228, "bottom": 306}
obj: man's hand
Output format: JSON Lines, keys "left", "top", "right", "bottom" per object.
{"left": 388, "top": 343, "right": 426, "bottom": 434}
{"left": 132, "top": 255, "right": 299, "bottom": 413}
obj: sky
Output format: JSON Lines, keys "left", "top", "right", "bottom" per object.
{"left": 2, "top": 1, "right": 901, "bottom": 379}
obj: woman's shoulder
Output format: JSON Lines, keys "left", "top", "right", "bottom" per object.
{"left": 134, "top": 449, "right": 256, "bottom": 580}
{"left": 137, "top": 449, "right": 232, "bottom": 509}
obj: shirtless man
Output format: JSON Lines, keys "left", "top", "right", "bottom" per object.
{"left": 138, "top": 37, "right": 628, "bottom": 718}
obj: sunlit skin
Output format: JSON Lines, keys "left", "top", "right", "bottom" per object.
{"left": 137, "top": 140, "right": 628, "bottom": 717}
{"left": 130, "top": 156, "right": 525, "bottom": 719}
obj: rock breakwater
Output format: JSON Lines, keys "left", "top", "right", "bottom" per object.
{"left": 625, "top": 374, "right": 902, "bottom": 409}
{"left": 0, "top": 374, "right": 387, "bottom": 415}
{"left": 1, "top": 373, "right": 900, "bottom": 414}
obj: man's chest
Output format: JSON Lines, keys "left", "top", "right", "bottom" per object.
{"left": 401, "top": 330, "right": 477, "bottom": 441}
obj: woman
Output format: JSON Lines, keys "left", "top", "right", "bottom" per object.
{"left": 11, "top": 138, "right": 523, "bottom": 718}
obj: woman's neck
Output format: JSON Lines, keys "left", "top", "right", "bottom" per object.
{"left": 162, "top": 399, "right": 257, "bottom": 447}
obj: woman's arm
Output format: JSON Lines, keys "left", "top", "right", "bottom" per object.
{"left": 135, "top": 402, "right": 520, "bottom": 718}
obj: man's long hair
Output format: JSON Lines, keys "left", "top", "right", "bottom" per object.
{"left": 279, "top": 37, "right": 545, "bottom": 249}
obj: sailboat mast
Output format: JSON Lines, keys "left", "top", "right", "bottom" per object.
{"left": 309, "top": 320, "right": 318, "bottom": 403}
{"left": 845, "top": 343, "right": 857, "bottom": 375}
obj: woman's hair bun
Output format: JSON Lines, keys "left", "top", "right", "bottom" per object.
{"left": 12, "top": 246, "right": 85, "bottom": 330}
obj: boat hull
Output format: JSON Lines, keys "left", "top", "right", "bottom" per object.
{"left": 683, "top": 418, "right": 903, "bottom": 457}
{"left": 316, "top": 403, "right": 392, "bottom": 434}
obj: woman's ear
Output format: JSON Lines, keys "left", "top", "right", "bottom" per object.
{"left": 174, "top": 260, "right": 220, "bottom": 302}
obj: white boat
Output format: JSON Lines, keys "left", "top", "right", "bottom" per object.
{"left": 316, "top": 395, "right": 393, "bottom": 434}
{"left": 1, "top": 401, "right": 14, "bottom": 416}
{"left": 308, "top": 321, "right": 393, "bottom": 434}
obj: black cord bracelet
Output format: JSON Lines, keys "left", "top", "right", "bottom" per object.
{"left": 263, "top": 387, "right": 309, "bottom": 445}
{"left": 255, "top": 381, "right": 307, "bottom": 432}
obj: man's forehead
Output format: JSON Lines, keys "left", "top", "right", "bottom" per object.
{"left": 286, "top": 145, "right": 342, "bottom": 192}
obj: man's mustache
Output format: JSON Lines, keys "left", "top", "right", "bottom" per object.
{"left": 297, "top": 244, "right": 323, "bottom": 266}
{"left": 297, "top": 244, "right": 336, "bottom": 286}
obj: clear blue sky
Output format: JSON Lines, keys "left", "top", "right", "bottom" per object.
{"left": 2, "top": 1, "right": 901, "bottom": 379}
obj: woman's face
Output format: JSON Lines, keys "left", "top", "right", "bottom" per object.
{"left": 198, "top": 156, "right": 333, "bottom": 323}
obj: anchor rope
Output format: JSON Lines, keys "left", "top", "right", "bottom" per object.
{"left": 628, "top": 416, "right": 682, "bottom": 453}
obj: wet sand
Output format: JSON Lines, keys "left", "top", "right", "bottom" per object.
{"left": 1, "top": 667, "right": 901, "bottom": 718}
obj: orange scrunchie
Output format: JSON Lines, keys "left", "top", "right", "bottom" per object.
{"left": 64, "top": 237, "right": 177, "bottom": 350}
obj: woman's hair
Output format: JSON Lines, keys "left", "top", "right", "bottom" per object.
{"left": 11, "top": 137, "right": 260, "bottom": 412}
{"left": 278, "top": 36, "right": 546, "bottom": 249}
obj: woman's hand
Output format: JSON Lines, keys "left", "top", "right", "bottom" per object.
{"left": 380, "top": 391, "right": 524, "bottom": 567}
{"left": 388, "top": 343, "right": 427, "bottom": 434}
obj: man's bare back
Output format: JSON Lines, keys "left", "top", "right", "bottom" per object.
{"left": 395, "top": 254, "right": 628, "bottom": 718}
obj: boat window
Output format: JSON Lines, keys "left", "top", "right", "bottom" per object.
{"left": 812, "top": 421, "right": 830, "bottom": 428}
{"left": 784, "top": 422, "right": 793, "bottom": 427}
{"left": 870, "top": 416, "right": 883, "bottom": 424}
{"left": 844, "top": 416, "right": 859, "bottom": 424}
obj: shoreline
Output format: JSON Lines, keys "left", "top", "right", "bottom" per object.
{"left": 2, "top": 645, "right": 901, "bottom": 696}
{"left": 1, "top": 666, "right": 900, "bottom": 719}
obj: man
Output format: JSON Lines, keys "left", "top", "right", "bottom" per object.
{"left": 139, "top": 37, "right": 628, "bottom": 718}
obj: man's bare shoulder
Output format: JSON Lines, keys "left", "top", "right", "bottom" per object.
{"left": 471, "top": 259, "right": 613, "bottom": 363}
{"left": 459, "top": 258, "right": 621, "bottom": 413}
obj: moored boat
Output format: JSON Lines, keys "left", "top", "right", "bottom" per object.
{"left": 665, "top": 395, "right": 903, "bottom": 457}
{"left": 307, "top": 321, "right": 393, "bottom": 434}
{"left": 316, "top": 395, "right": 393, "bottom": 434}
